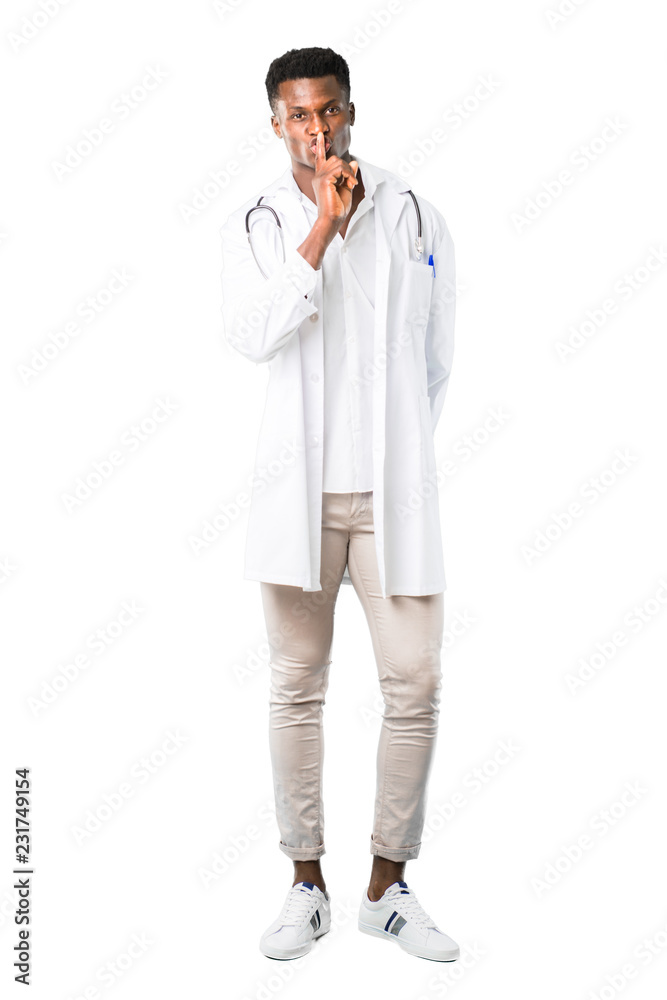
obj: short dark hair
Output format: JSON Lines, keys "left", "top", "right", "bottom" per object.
{"left": 265, "top": 46, "right": 351, "bottom": 117}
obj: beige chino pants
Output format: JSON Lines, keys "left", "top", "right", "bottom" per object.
{"left": 260, "top": 490, "right": 445, "bottom": 862}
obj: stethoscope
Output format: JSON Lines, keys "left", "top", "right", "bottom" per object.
{"left": 244, "top": 189, "right": 423, "bottom": 280}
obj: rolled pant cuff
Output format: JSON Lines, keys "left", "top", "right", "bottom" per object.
{"left": 279, "top": 840, "right": 326, "bottom": 861}
{"left": 370, "top": 836, "right": 421, "bottom": 861}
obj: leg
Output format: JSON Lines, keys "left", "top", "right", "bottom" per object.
{"left": 292, "top": 859, "right": 327, "bottom": 893}
{"left": 346, "top": 492, "right": 445, "bottom": 896}
{"left": 367, "top": 856, "right": 407, "bottom": 901}
{"left": 259, "top": 492, "right": 350, "bottom": 881}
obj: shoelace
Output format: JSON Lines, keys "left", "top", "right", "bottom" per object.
{"left": 383, "top": 886, "right": 437, "bottom": 929}
{"left": 278, "top": 885, "right": 319, "bottom": 926}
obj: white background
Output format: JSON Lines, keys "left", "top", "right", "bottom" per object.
{"left": 2, "top": 0, "right": 666, "bottom": 997}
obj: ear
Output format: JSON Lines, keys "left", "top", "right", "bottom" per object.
{"left": 271, "top": 115, "right": 281, "bottom": 139}
{"left": 349, "top": 101, "right": 355, "bottom": 126}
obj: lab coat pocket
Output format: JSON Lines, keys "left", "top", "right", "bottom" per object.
{"left": 403, "top": 260, "right": 434, "bottom": 338}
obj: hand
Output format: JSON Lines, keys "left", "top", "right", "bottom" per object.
{"left": 311, "top": 130, "right": 359, "bottom": 227}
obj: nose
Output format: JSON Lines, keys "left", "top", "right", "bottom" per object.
{"left": 309, "top": 116, "right": 329, "bottom": 137}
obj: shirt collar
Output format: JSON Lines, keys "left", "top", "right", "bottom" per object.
{"left": 275, "top": 153, "right": 380, "bottom": 207}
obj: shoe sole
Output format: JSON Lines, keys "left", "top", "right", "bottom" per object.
{"left": 260, "top": 919, "right": 331, "bottom": 960}
{"left": 358, "top": 919, "right": 459, "bottom": 962}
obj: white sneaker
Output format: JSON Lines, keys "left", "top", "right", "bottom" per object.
{"left": 358, "top": 880, "right": 460, "bottom": 962}
{"left": 260, "top": 881, "right": 331, "bottom": 960}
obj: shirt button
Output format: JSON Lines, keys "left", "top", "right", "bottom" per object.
{"left": 313, "top": 436, "right": 319, "bottom": 445}
{"left": 309, "top": 313, "right": 318, "bottom": 322}
{"left": 310, "top": 373, "right": 319, "bottom": 382}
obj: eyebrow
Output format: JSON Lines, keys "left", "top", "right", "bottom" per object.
{"left": 286, "top": 100, "right": 340, "bottom": 111}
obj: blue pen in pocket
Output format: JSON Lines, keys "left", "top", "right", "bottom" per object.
{"left": 428, "top": 254, "right": 436, "bottom": 277}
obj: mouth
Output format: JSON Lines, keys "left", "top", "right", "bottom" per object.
{"left": 310, "top": 138, "right": 331, "bottom": 153}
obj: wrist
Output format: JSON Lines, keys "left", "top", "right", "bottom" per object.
{"left": 313, "top": 216, "right": 342, "bottom": 237}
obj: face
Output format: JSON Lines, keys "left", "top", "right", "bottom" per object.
{"left": 271, "top": 75, "right": 355, "bottom": 170}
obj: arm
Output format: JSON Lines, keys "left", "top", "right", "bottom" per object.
{"left": 219, "top": 214, "right": 320, "bottom": 366}
{"left": 220, "top": 133, "right": 358, "bottom": 366}
{"left": 425, "top": 215, "right": 456, "bottom": 433}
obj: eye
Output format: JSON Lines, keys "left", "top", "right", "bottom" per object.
{"left": 291, "top": 107, "right": 340, "bottom": 120}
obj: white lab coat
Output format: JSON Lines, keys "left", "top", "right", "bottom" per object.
{"left": 219, "top": 155, "right": 455, "bottom": 597}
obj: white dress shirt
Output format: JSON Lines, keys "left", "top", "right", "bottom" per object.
{"left": 284, "top": 160, "right": 380, "bottom": 493}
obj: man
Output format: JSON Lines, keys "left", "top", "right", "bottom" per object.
{"left": 219, "top": 46, "right": 458, "bottom": 963}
